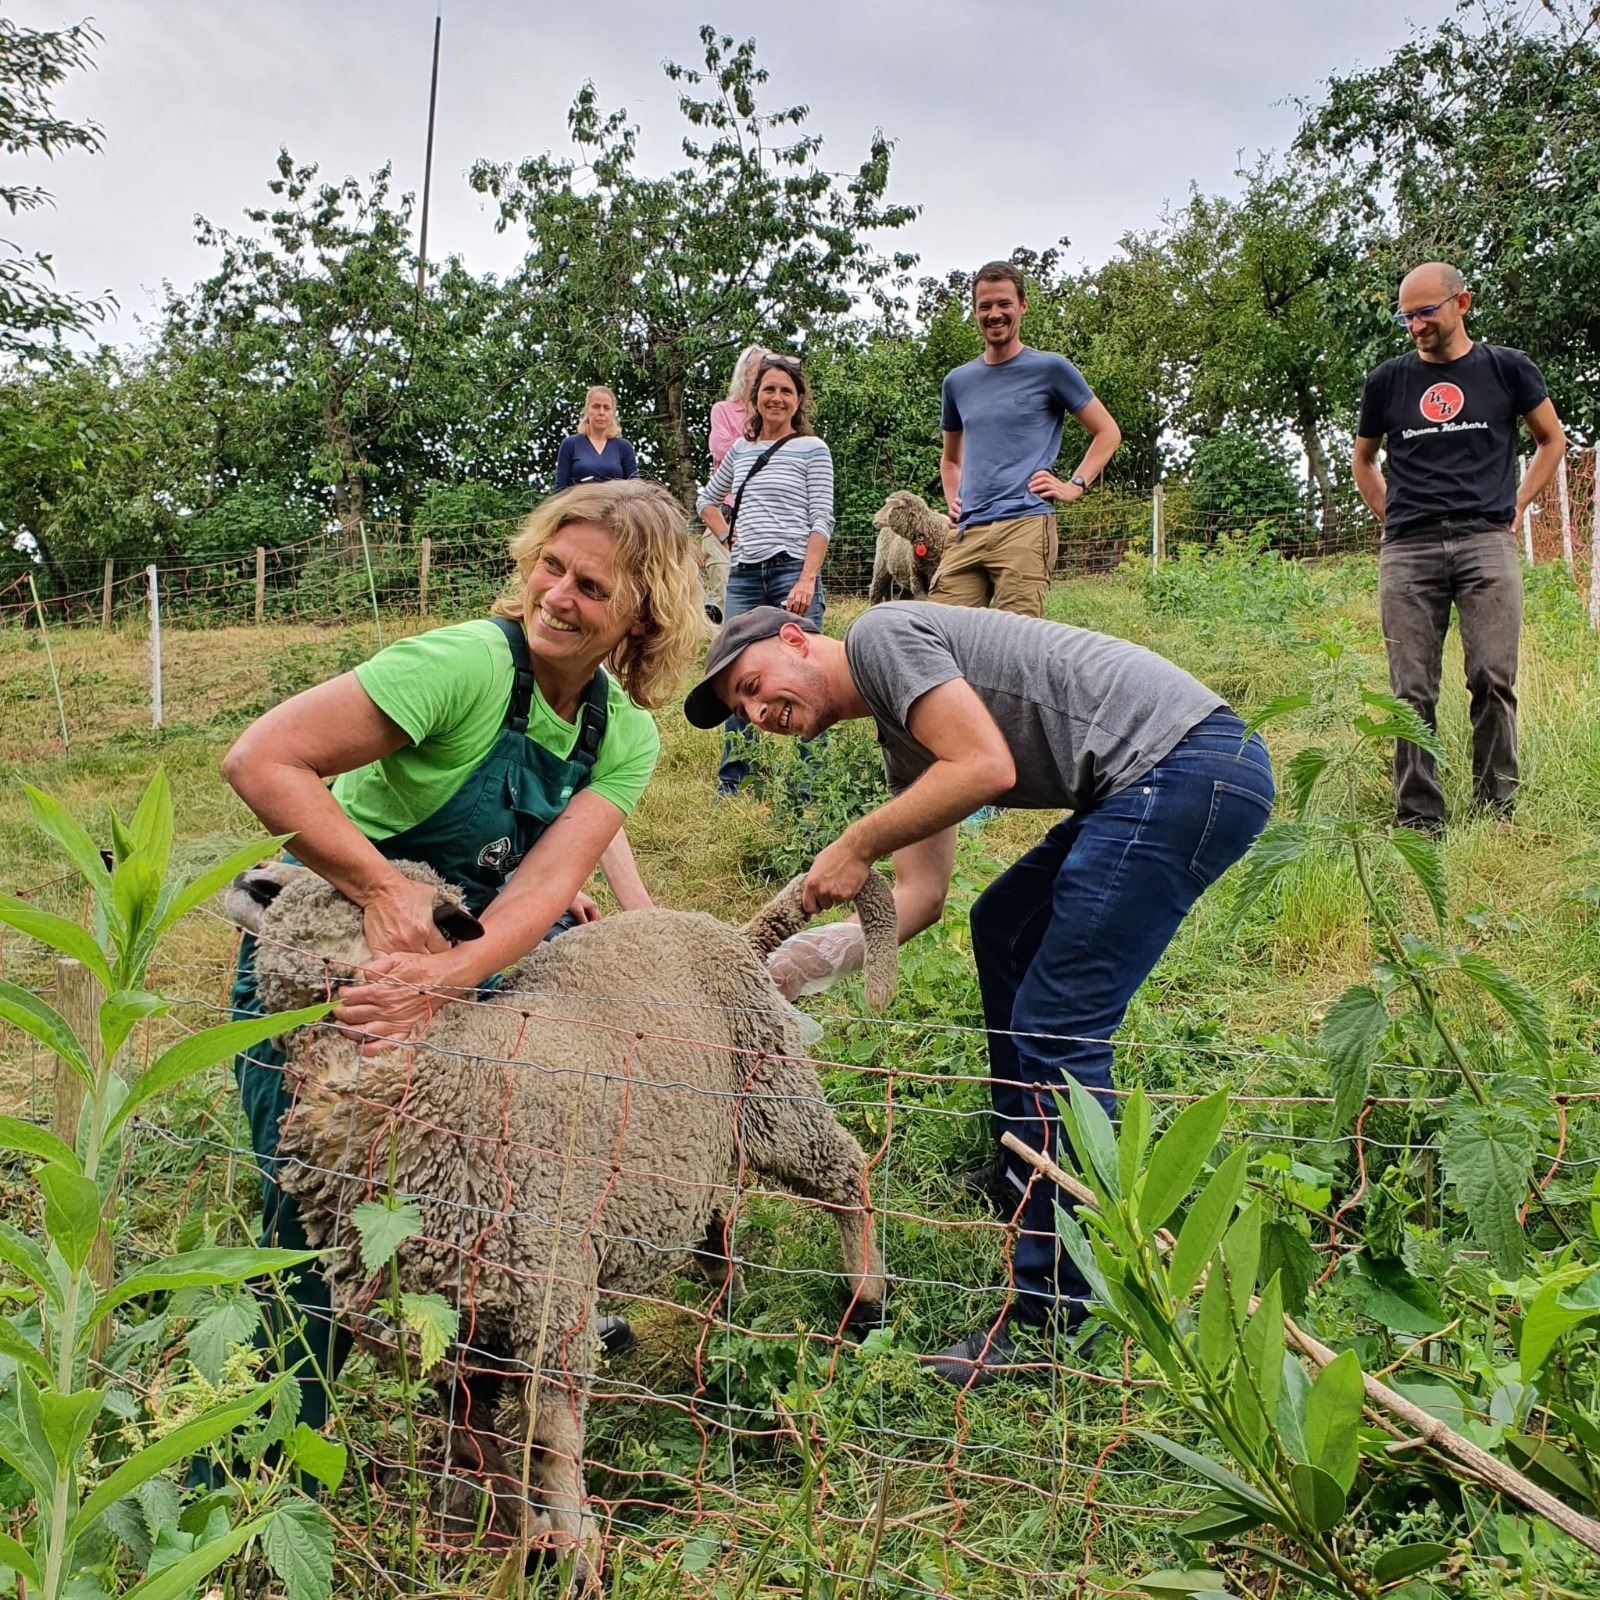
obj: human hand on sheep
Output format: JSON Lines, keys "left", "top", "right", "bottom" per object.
{"left": 567, "top": 890, "right": 601, "bottom": 924}
{"left": 800, "top": 837, "right": 871, "bottom": 915}
{"left": 333, "top": 950, "right": 469, "bottom": 1054}
{"left": 766, "top": 921, "right": 866, "bottom": 1000}
{"left": 362, "top": 875, "right": 456, "bottom": 959}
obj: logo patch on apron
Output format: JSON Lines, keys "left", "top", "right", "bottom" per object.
{"left": 478, "top": 836, "right": 514, "bottom": 872}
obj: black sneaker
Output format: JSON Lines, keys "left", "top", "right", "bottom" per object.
{"left": 956, "top": 1153, "right": 1023, "bottom": 1218}
{"left": 596, "top": 1315, "right": 634, "bottom": 1358}
{"left": 921, "top": 1318, "right": 1040, "bottom": 1389}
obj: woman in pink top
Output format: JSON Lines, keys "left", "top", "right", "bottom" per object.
{"left": 702, "top": 344, "right": 765, "bottom": 616}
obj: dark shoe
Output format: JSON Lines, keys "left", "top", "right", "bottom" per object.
{"left": 1396, "top": 816, "right": 1445, "bottom": 839}
{"left": 596, "top": 1315, "right": 634, "bottom": 1358}
{"left": 956, "top": 1153, "right": 1024, "bottom": 1218}
{"left": 713, "top": 783, "right": 742, "bottom": 802}
{"left": 921, "top": 1318, "right": 1043, "bottom": 1389}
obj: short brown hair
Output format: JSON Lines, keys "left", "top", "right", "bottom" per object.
{"left": 972, "top": 260, "right": 1026, "bottom": 302}
{"left": 742, "top": 354, "right": 815, "bottom": 440}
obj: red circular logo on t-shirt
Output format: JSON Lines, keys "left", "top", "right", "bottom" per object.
{"left": 1419, "top": 382, "right": 1465, "bottom": 422}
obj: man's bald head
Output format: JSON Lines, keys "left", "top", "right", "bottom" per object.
{"left": 1401, "top": 262, "right": 1466, "bottom": 301}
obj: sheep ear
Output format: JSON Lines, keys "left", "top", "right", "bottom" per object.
{"left": 224, "top": 862, "right": 308, "bottom": 932}
{"left": 432, "top": 899, "right": 485, "bottom": 945}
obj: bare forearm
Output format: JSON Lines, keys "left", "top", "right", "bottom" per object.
{"left": 799, "top": 529, "right": 828, "bottom": 579}
{"left": 1071, "top": 423, "right": 1121, "bottom": 486}
{"left": 1517, "top": 439, "right": 1566, "bottom": 515}
{"left": 1352, "top": 459, "right": 1387, "bottom": 523}
{"left": 940, "top": 457, "right": 961, "bottom": 512}
{"left": 843, "top": 760, "right": 1007, "bottom": 867}
{"left": 598, "top": 830, "right": 651, "bottom": 910}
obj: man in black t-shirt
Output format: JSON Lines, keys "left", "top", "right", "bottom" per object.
{"left": 1353, "top": 262, "right": 1565, "bottom": 831}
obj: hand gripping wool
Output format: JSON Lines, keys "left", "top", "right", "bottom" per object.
{"left": 225, "top": 861, "right": 896, "bottom": 1584}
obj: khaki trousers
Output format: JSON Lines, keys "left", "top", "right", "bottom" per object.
{"left": 927, "top": 513, "right": 1059, "bottom": 616}
{"left": 700, "top": 529, "right": 731, "bottom": 608}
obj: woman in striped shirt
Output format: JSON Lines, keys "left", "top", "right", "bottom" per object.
{"left": 697, "top": 354, "right": 833, "bottom": 795}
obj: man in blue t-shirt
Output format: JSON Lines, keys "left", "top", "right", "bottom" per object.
{"left": 934, "top": 261, "right": 1122, "bottom": 616}
{"left": 1353, "top": 262, "right": 1566, "bottom": 831}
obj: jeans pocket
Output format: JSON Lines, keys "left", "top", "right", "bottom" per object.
{"left": 1188, "top": 781, "right": 1273, "bottom": 887}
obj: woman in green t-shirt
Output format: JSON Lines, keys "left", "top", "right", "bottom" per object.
{"left": 217, "top": 479, "right": 705, "bottom": 1436}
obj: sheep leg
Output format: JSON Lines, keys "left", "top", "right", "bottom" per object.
{"left": 508, "top": 1368, "right": 597, "bottom": 1587}
{"left": 435, "top": 1364, "right": 547, "bottom": 1540}
{"left": 689, "top": 1208, "right": 745, "bottom": 1302}
{"left": 737, "top": 1103, "right": 886, "bottom": 1311}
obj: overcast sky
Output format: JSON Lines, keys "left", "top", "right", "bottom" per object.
{"left": 7, "top": 0, "right": 1464, "bottom": 347}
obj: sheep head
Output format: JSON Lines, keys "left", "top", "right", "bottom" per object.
{"left": 871, "top": 490, "right": 949, "bottom": 559}
{"left": 741, "top": 868, "right": 898, "bottom": 1010}
{"left": 224, "top": 859, "right": 483, "bottom": 1016}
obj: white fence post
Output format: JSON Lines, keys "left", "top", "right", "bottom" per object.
{"left": 147, "top": 563, "right": 162, "bottom": 730}
{"left": 1557, "top": 454, "right": 1573, "bottom": 578}
{"left": 1519, "top": 454, "right": 1534, "bottom": 564}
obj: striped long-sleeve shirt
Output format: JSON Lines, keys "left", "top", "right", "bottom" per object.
{"left": 696, "top": 434, "right": 835, "bottom": 564}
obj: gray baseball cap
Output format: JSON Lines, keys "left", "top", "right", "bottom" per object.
{"left": 682, "top": 605, "right": 820, "bottom": 728}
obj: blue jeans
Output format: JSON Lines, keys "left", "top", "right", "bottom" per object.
{"left": 970, "top": 711, "right": 1274, "bottom": 1323}
{"left": 718, "top": 554, "right": 825, "bottom": 791}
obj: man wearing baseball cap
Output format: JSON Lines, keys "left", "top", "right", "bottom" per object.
{"left": 684, "top": 601, "right": 1275, "bottom": 1386}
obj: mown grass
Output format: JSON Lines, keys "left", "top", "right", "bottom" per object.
{"left": 3, "top": 551, "right": 1599, "bottom": 1595}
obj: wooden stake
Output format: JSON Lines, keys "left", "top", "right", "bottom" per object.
{"left": 1000, "top": 1130, "right": 1600, "bottom": 1557}
{"left": 254, "top": 546, "right": 266, "bottom": 624}
{"left": 101, "top": 558, "right": 113, "bottom": 628}
{"left": 1557, "top": 454, "right": 1573, "bottom": 578}
{"left": 1519, "top": 455, "right": 1534, "bottom": 564}
{"left": 1151, "top": 484, "right": 1165, "bottom": 573}
{"left": 419, "top": 535, "right": 431, "bottom": 617}
{"left": 56, "top": 960, "right": 114, "bottom": 1361}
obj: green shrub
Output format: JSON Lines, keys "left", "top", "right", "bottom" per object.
{"left": 746, "top": 718, "right": 888, "bottom": 878}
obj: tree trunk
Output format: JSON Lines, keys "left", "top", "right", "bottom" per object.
{"left": 1290, "top": 375, "right": 1339, "bottom": 540}
{"left": 652, "top": 359, "right": 697, "bottom": 514}
{"left": 322, "top": 402, "right": 366, "bottom": 557}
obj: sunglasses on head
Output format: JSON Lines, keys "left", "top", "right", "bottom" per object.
{"left": 759, "top": 355, "right": 802, "bottom": 374}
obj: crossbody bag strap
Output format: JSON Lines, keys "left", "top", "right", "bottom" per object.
{"left": 724, "top": 433, "right": 797, "bottom": 544}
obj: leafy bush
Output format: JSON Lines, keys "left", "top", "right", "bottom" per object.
{"left": 1187, "top": 428, "right": 1303, "bottom": 527}
{"left": 182, "top": 480, "right": 324, "bottom": 560}
{"left": 1137, "top": 528, "right": 1330, "bottom": 641}
{"left": 745, "top": 718, "right": 888, "bottom": 878}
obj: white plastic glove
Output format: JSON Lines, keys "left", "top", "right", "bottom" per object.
{"left": 765, "top": 922, "right": 866, "bottom": 1001}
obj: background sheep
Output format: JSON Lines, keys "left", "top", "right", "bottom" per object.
{"left": 867, "top": 488, "right": 952, "bottom": 603}
{"left": 225, "top": 862, "right": 896, "bottom": 1580}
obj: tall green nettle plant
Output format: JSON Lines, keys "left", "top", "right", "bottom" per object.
{"left": 0, "top": 770, "right": 336, "bottom": 1600}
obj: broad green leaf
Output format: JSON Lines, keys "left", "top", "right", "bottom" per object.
{"left": 187, "top": 1295, "right": 262, "bottom": 1384}
{"left": 0, "top": 1531, "right": 40, "bottom": 1588}
{"left": 1131, "top": 1572, "right": 1230, "bottom": 1596}
{"left": 121, "top": 1516, "right": 269, "bottom": 1600}
{"left": 1347, "top": 1257, "right": 1449, "bottom": 1336}
{"left": 1560, "top": 1263, "right": 1600, "bottom": 1310}
{"left": 1454, "top": 951, "right": 1549, "bottom": 1066}
{"left": 153, "top": 833, "right": 293, "bottom": 937}
{"left": 1223, "top": 822, "right": 1310, "bottom": 938}
{"left": 287, "top": 1424, "right": 347, "bottom": 1493}
{"left": 1358, "top": 690, "right": 1445, "bottom": 758}
{"left": 264, "top": 1498, "right": 334, "bottom": 1600}
{"left": 1134, "top": 1430, "right": 1276, "bottom": 1515}
{"left": 99, "top": 988, "right": 170, "bottom": 1061}
{"left": 1176, "top": 1499, "right": 1267, "bottom": 1545}
{"left": 1259, "top": 1219, "right": 1318, "bottom": 1318}
{"left": 0, "top": 1114, "right": 80, "bottom": 1174}
{"left": 400, "top": 1292, "right": 459, "bottom": 1376}
{"left": 1169, "top": 1147, "right": 1248, "bottom": 1300}
{"left": 1053, "top": 1202, "right": 1117, "bottom": 1315}
{"left": 1244, "top": 691, "right": 1312, "bottom": 736}
{"left": 0, "top": 894, "right": 112, "bottom": 986}
{"left": 112, "top": 853, "right": 162, "bottom": 950}
{"left": 1241, "top": 1272, "right": 1285, "bottom": 1439}
{"left": 127, "top": 768, "right": 174, "bottom": 884}
{"left": 680, "top": 1534, "right": 719, "bottom": 1574}
{"left": 1440, "top": 1101, "right": 1539, "bottom": 1275}
{"left": 1118, "top": 1085, "right": 1152, "bottom": 1201}
{"left": 1221, "top": 1200, "right": 1264, "bottom": 1327}
{"left": 0, "top": 1416, "right": 52, "bottom": 1504}
{"left": 39, "top": 1161, "right": 102, "bottom": 1272}
{"left": 1387, "top": 827, "right": 1446, "bottom": 929}
{"left": 1196, "top": 1254, "right": 1232, "bottom": 1376}
{"left": 1277, "top": 1351, "right": 1310, "bottom": 1462}
{"left": 1517, "top": 1280, "right": 1596, "bottom": 1383}
{"left": 83, "top": 1247, "right": 320, "bottom": 1338}
{"left": 1283, "top": 745, "right": 1332, "bottom": 816}
{"left": 1289, "top": 1461, "right": 1348, "bottom": 1532}
{"left": 1304, "top": 1348, "right": 1364, "bottom": 1493}
{"left": 37, "top": 1385, "right": 104, "bottom": 1471}
{"left": 1322, "top": 984, "right": 1389, "bottom": 1133}
{"left": 0, "top": 1220, "right": 58, "bottom": 1304}
{"left": 1502, "top": 1433, "right": 1594, "bottom": 1502}
{"left": 1371, "top": 1543, "right": 1449, "bottom": 1586}
{"left": 1060, "top": 1080, "right": 1119, "bottom": 1199}
{"left": 0, "top": 979, "right": 95, "bottom": 1088}
{"left": 1138, "top": 1088, "right": 1231, "bottom": 1233}
{"left": 109, "top": 1003, "right": 331, "bottom": 1137}
{"left": 351, "top": 1199, "right": 423, "bottom": 1274}
{"left": 69, "top": 1385, "right": 278, "bottom": 1543}
{"left": 0, "top": 1314, "right": 48, "bottom": 1378}
{"left": 22, "top": 783, "right": 112, "bottom": 899}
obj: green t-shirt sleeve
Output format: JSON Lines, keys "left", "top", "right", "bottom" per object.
{"left": 352, "top": 623, "right": 508, "bottom": 747}
{"left": 587, "top": 680, "right": 660, "bottom": 815}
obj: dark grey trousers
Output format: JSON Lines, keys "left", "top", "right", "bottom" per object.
{"left": 1377, "top": 520, "right": 1522, "bottom": 827}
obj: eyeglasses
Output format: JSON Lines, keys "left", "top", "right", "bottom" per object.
{"left": 1392, "top": 298, "right": 1459, "bottom": 327}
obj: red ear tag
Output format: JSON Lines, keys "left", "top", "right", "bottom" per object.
{"left": 914, "top": 542, "right": 928, "bottom": 557}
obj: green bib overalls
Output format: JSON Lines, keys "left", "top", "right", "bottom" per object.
{"left": 229, "top": 616, "right": 609, "bottom": 1432}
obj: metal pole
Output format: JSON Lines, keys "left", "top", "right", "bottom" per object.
{"left": 147, "top": 563, "right": 162, "bottom": 729}
{"left": 415, "top": 13, "right": 442, "bottom": 303}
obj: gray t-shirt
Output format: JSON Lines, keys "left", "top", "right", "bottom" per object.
{"left": 843, "top": 603, "right": 1225, "bottom": 811}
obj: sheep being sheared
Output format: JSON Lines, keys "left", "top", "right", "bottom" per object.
{"left": 224, "top": 862, "right": 896, "bottom": 1582}
{"left": 867, "top": 489, "right": 952, "bottom": 603}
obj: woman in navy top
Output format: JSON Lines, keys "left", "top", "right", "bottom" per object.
{"left": 554, "top": 386, "right": 640, "bottom": 490}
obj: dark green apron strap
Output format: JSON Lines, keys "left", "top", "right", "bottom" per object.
{"left": 573, "top": 664, "right": 608, "bottom": 764}
{"left": 490, "top": 614, "right": 538, "bottom": 734}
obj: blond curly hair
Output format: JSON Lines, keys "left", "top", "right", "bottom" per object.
{"left": 492, "top": 481, "right": 708, "bottom": 710}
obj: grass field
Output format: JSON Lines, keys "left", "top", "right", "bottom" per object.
{"left": 4, "top": 547, "right": 1599, "bottom": 1597}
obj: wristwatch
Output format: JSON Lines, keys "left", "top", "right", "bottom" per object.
{"left": 1069, "top": 474, "right": 1088, "bottom": 491}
